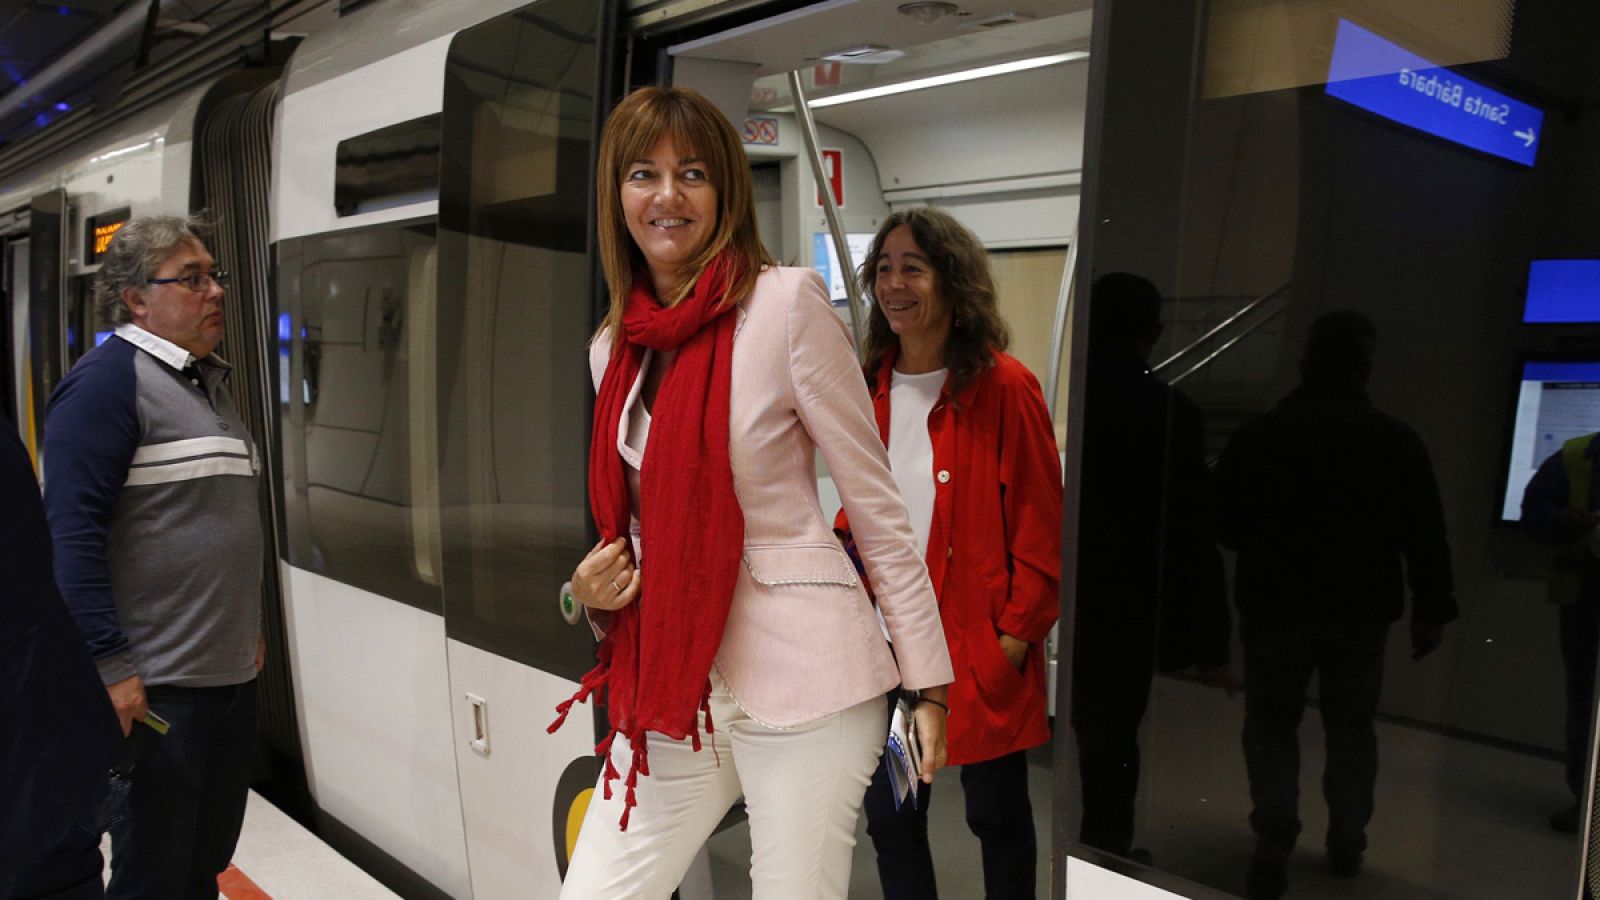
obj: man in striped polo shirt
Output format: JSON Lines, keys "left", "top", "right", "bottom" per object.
{"left": 44, "top": 214, "right": 264, "bottom": 900}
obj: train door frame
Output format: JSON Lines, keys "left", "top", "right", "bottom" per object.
{"left": 25, "top": 189, "right": 69, "bottom": 473}
{"left": 623, "top": 6, "right": 1093, "bottom": 898}
{"left": 429, "top": 2, "right": 635, "bottom": 894}
{"left": 0, "top": 209, "right": 28, "bottom": 440}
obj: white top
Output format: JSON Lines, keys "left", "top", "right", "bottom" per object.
{"left": 620, "top": 350, "right": 659, "bottom": 561}
{"left": 882, "top": 368, "right": 945, "bottom": 639}
{"left": 887, "top": 368, "right": 945, "bottom": 558}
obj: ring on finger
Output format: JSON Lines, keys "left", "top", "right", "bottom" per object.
{"left": 610, "top": 578, "right": 623, "bottom": 593}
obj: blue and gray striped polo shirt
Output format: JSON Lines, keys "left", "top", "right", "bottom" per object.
{"left": 43, "top": 324, "right": 263, "bottom": 688}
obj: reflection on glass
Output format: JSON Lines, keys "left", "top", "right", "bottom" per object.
{"left": 1216, "top": 312, "right": 1454, "bottom": 898}
{"left": 279, "top": 223, "right": 441, "bottom": 612}
{"left": 1075, "top": 272, "right": 1229, "bottom": 860}
{"left": 437, "top": 0, "right": 597, "bottom": 680}
{"left": 1066, "top": 1, "right": 1597, "bottom": 898}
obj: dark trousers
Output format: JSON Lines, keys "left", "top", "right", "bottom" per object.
{"left": 862, "top": 695, "right": 1037, "bottom": 900}
{"left": 1070, "top": 617, "right": 1156, "bottom": 857}
{"left": 106, "top": 680, "right": 258, "bottom": 900}
{"left": 2, "top": 839, "right": 105, "bottom": 900}
{"left": 1, "top": 612, "right": 120, "bottom": 900}
{"left": 1241, "top": 620, "right": 1387, "bottom": 855}
{"left": 1561, "top": 598, "right": 1600, "bottom": 800}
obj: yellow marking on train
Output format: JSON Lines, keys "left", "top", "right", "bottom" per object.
{"left": 566, "top": 787, "right": 594, "bottom": 861}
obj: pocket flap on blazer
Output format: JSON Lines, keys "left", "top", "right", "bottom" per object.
{"left": 742, "top": 543, "right": 860, "bottom": 588}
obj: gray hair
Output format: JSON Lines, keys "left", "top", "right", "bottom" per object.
{"left": 94, "top": 213, "right": 214, "bottom": 327}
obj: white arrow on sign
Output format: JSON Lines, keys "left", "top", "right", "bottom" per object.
{"left": 1515, "top": 128, "right": 1537, "bottom": 148}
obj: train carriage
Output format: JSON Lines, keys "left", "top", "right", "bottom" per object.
{"left": 5, "top": 1, "right": 1599, "bottom": 899}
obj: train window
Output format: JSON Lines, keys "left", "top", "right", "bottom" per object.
{"left": 277, "top": 220, "right": 442, "bottom": 613}
{"left": 435, "top": 0, "right": 599, "bottom": 679}
{"left": 334, "top": 115, "right": 442, "bottom": 217}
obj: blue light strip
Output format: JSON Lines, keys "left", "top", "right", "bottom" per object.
{"left": 1325, "top": 19, "right": 1542, "bottom": 167}
{"left": 1525, "top": 260, "right": 1600, "bottom": 323}
{"left": 1524, "top": 361, "right": 1600, "bottom": 382}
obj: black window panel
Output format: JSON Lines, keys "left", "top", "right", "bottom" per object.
{"left": 436, "top": 0, "right": 601, "bottom": 679}
{"left": 27, "top": 189, "right": 65, "bottom": 449}
{"left": 334, "top": 115, "right": 442, "bottom": 217}
{"left": 1065, "top": 2, "right": 1600, "bottom": 898}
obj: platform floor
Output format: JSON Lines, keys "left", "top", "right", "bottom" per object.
{"left": 98, "top": 791, "right": 397, "bottom": 899}
{"left": 92, "top": 671, "right": 1582, "bottom": 898}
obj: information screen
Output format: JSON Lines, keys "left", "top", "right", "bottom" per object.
{"left": 1524, "top": 260, "right": 1600, "bottom": 323}
{"left": 1502, "top": 361, "right": 1600, "bottom": 520}
{"left": 84, "top": 207, "right": 130, "bottom": 265}
{"left": 1326, "top": 19, "right": 1543, "bottom": 167}
{"left": 812, "top": 231, "right": 878, "bottom": 306}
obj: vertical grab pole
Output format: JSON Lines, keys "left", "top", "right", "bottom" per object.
{"left": 1045, "top": 235, "right": 1080, "bottom": 418}
{"left": 1041, "top": 234, "right": 1078, "bottom": 708}
{"left": 787, "top": 70, "right": 864, "bottom": 350}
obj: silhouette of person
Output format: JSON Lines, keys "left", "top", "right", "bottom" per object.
{"left": 1216, "top": 309, "right": 1455, "bottom": 899}
{"left": 1520, "top": 430, "right": 1600, "bottom": 834}
{"left": 1073, "top": 272, "right": 1231, "bottom": 860}
{"left": 0, "top": 421, "right": 121, "bottom": 899}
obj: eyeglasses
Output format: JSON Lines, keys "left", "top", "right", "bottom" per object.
{"left": 148, "top": 270, "right": 228, "bottom": 292}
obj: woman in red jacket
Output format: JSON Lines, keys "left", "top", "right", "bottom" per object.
{"left": 839, "top": 207, "right": 1062, "bottom": 899}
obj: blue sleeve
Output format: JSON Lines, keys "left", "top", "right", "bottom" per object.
{"left": 41, "top": 342, "right": 141, "bottom": 679}
{"left": 1521, "top": 449, "right": 1576, "bottom": 544}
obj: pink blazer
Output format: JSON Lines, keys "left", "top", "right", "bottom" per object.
{"left": 589, "top": 266, "right": 953, "bottom": 728}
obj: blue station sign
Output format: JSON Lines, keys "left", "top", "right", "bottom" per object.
{"left": 1325, "top": 19, "right": 1543, "bottom": 167}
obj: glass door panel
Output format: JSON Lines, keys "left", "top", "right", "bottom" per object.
{"left": 1061, "top": 3, "right": 1600, "bottom": 899}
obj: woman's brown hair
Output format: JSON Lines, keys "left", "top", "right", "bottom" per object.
{"left": 858, "top": 207, "right": 1009, "bottom": 394}
{"left": 595, "top": 86, "right": 773, "bottom": 344}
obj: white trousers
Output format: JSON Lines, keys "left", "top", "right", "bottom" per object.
{"left": 559, "top": 671, "right": 886, "bottom": 900}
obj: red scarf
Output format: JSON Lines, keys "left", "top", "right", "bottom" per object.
{"left": 550, "top": 252, "right": 746, "bottom": 831}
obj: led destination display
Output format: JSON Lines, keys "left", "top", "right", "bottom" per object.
{"left": 1326, "top": 19, "right": 1543, "bottom": 167}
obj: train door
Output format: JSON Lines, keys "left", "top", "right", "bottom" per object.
{"left": 1061, "top": 2, "right": 1600, "bottom": 899}
{"left": 434, "top": 2, "right": 619, "bottom": 896}
{"left": 3, "top": 230, "right": 29, "bottom": 452}
{"left": 634, "top": 2, "right": 1089, "bottom": 895}
{"left": 26, "top": 189, "right": 67, "bottom": 472}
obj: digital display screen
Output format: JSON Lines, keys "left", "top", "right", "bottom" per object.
{"left": 1326, "top": 19, "right": 1543, "bottom": 167}
{"left": 1501, "top": 361, "right": 1600, "bottom": 520}
{"left": 84, "top": 207, "right": 131, "bottom": 265}
{"left": 812, "top": 231, "right": 879, "bottom": 307}
{"left": 1524, "top": 260, "right": 1600, "bottom": 323}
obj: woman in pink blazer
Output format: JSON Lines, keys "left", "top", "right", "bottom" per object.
{"left": 554, "top": 86, "right": 953, "bottom": 899}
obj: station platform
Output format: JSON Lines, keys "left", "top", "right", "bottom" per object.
{"left": 99, "top": 792, "right": 397, "bottom": 899}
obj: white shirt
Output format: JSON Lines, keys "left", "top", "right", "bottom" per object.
{"left": 887, "top": 368, "right": 945, "bottom": 560}
{"left": 881, "top": 368, "right": 945, "bottom": 639}
{"left": 621, "top": 353, "right": 653, "bottom": 561}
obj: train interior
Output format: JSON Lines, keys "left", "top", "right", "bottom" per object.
{"left": 3, "top": 0, "right": 1600, "bottom": 898}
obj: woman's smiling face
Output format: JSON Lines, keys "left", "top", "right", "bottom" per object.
{"left": 874, "top": 224, "right": 951, "bottom": 345}
{"left": 621, "top": 132, "right": 718, "bottom": 295}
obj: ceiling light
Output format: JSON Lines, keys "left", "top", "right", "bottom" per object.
{"left": 961, "top": 11, "right": 1036, "bottom": 30}
{"left": 802, "top": 52, "right": 1089, "bottom": 109}
{"left": 822, "top": 45, "right": 906, "bottom": 64}
{"left": 897, "top": 1, "right": 960, "bottom": 25}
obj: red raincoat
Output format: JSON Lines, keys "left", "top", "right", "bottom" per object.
{"left": 838, "top": 346, "right": 1062, "bottom": 766}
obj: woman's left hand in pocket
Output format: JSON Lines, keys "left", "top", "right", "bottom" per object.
{"left": 998, "top": 632, "right": 1029, "bottom": 673}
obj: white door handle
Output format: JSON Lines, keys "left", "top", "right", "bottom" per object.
{"left": 467, "top": 693, "right": 490, "bottom": 756}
